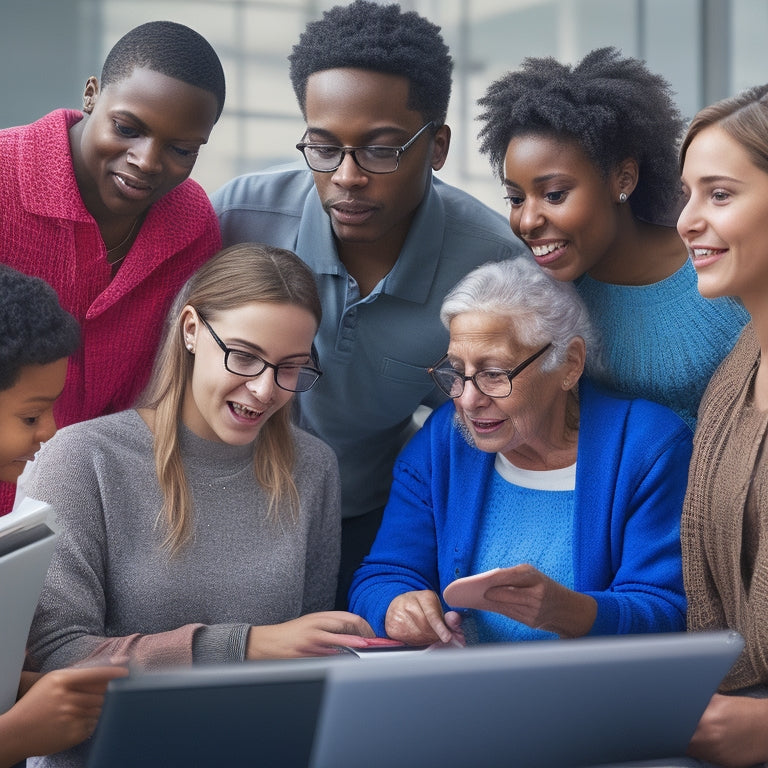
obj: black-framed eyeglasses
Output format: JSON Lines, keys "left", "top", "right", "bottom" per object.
{"left": 196, "top": 313, "right": 322, "bottom": 393}
{"left": 296, "top": 121, "right": 435, "bottom": 174}
{"left": 428, "top": 343, "right": 553, "bottom": 399}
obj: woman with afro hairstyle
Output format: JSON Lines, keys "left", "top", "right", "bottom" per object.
{"left": 478, "top": 47, "right": 748, "bottom": 429}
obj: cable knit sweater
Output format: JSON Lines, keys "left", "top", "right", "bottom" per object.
{"left": 683, "top": 323, "right": 768, "bottom": 692}
{"left": 576, "top": 260, "right": 748, "bottom": 431}
{"left": 0, "top": 109, "right": 221, "bottom": 513}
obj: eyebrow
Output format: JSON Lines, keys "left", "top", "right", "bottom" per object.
{"left": 303, "top": 126, "right": 409, "bottom": 144}
{"left": 693, "top": 174, "right": 745, "bottom": 185}
{"left": 226, "top": 338, "right": 311, "bottom": 362}
{"left": 504, "top": 172, "right": 572, "bottom": 187}
{"left": 20, "top": 395, "right": 59, "bottom": 405}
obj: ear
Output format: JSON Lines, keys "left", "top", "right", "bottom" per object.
{"left": 82, "top": 76, "right": 100, "bottom": 114}
{"left": 610, "top": 157, "right": 639, "bottom": 203}
{"left": 561, "top": 337, "right": 586, "bottom": 391}
{"left": 180, "top": 306, "right": 199, "bottom": 353}
{"left": 430, "top": 124, "right": 451, "bottom": 171}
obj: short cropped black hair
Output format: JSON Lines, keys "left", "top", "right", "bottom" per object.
{"left": 0, "top": 265, "right": 80, "bottom": 391}
{"left": 288, "top": 0, "right": 453, "bottom": 125}
{"left": 477, "top": 47, "right": 684, "bottom": 223}
{"left": 101, "top": 21, "right": 226, "bottom": 121}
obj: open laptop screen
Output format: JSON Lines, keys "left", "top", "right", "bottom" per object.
{"left": 310, "top": 631, "right": 744, "bottom": 768}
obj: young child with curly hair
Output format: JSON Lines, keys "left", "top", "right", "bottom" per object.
{"left": 0, "top": 264, "right": 127, "bottom": 768}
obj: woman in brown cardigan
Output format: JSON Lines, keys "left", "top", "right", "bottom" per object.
{"left": 677, "top": 84, "right": 768, "bottom": 767}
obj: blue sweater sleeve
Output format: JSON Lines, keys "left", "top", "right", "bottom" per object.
{"left": 575, "top": 384, "right": 691, "bottom": 635}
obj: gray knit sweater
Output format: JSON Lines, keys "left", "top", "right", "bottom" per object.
{"left": 25, "top": 409, "right": 341, "bottom": 674}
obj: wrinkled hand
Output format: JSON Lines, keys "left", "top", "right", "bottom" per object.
{"left": 1, "top": 664, "right": 129, "bottom": 763}
{"left": 385, "top": 590, "right": 465, "bottom": 646}
{"left": 246, "top": 611, "right": 375, "bottom": 659}
{"left": 478, "top": 564, "right": 596, "bottom": 638}
{"left": 687, "top": 693, "right": 768, "bottom": 767}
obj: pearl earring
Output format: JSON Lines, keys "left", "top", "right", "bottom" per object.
{"left": 186, "top": 344, "right": 194, "bottom": 352}
{"left": 619, "top": 192, "right": 628, "bottom": 203}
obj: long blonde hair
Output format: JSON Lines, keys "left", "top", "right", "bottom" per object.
{"left": 139, "top": 243, "right": 322, "bottom": 555}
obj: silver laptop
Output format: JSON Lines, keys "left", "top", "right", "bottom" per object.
{"left": 309, "top": 631, "right": 744, "bottom": 768}
{"left": 0, "top": 497, "right": 57, "bottom": 713}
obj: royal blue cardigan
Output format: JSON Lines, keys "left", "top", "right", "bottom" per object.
{"left": 349, "top": 380, "right": 692, "bottom": 638}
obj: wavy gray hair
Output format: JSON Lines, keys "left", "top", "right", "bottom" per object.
{"left": 440, "top": 257, "right": 605, "bottom": 378}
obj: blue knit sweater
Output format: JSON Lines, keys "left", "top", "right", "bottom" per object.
{"left": 349, "top": 380, "right": 691, "bottom": 638}
{"left": 576, "top": 260, "right": 748, "bottom": 431}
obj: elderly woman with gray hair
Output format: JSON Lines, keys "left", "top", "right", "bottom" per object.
{"left": 349, "top": 257, "right": 692, "bottom": 646}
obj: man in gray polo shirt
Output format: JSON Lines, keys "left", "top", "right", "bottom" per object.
{"left": 212, "top": 0, "right": 527, "bottom": 608}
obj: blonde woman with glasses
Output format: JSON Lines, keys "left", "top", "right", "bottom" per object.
{"left": 24, "top": 243, "right": 375, "bottom": 766}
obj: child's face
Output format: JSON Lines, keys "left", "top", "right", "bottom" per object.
{"left": 0, "top": 359, "right": 68, "bottom": 483}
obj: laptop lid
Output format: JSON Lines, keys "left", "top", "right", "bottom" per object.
{"left": 309, "top": 631, "right": 744, "bottom": 768}
{"left": 86, "top": 657, "right": 338, "bottom": 768}
{"left": 0, "top": 497, "right": 57, "bottom": 714}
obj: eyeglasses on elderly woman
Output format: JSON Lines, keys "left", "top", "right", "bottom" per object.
{"left": 427, "top": 343, "right": 552, "bottom": 399}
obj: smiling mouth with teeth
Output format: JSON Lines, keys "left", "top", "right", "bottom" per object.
{"left": 230, "top": 401, "right": 262, "bottom": 420}
{"left": 530, "top": 242, "right": 566, "bottom": 257}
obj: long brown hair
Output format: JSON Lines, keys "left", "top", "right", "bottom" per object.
{"left": 139, "top": 243, "right": 322, "bottom": 555}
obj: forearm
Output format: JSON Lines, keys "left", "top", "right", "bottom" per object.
{"left": 0, "top": 707, "right": 32, "bottom": 767}
{"left": 688, "top": 693, "right": 768, "bottom": 766}
{"left": 540, "top": 588, "right": 597, "bottom": 639}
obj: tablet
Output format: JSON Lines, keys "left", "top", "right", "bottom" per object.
{"left": 0, "top": 497, "right": 57, "bottom": 713}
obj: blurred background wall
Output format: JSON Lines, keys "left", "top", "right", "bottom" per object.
{"left": 2, "top": 0, "right": 766, "bottom": 214}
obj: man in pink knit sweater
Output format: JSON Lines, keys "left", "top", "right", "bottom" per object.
{"left": 0, "top": 21, "right": 225, "bottom": 511}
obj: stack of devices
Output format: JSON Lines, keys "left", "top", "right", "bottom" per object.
{"left": 86, "top": 629, "right": 743, "bottom": 768}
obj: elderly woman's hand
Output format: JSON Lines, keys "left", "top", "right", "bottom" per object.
{"left": 459, "top": 564, "right": 597, "bottom": 638}
{"left": 384, "top": 590, "right": 464, "bottom": 646}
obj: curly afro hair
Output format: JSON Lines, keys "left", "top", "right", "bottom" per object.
{"left": 101, "top": 21, "right": 225, "bottom": 121}
{"left": 477, "top": 47, "right": 685, "bottom": 223}
{"left": 0, "top": 265, "right": 80, "bottom": 391}
{"left": 288, "top": 0, "right": 452, "bottom": 125}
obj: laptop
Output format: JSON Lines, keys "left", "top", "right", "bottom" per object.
{"left": 309, "top": 630, "right": 744, "bottom": 768}
{"left": 86, "top": 657, "right": 338, "bottom": 768}
{"left": 0, "top": 497, "right": 58, "bottom": 713}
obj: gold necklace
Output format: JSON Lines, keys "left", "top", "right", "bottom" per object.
{"left": 105, "top": 217, "right": 140, "bottom": 261}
